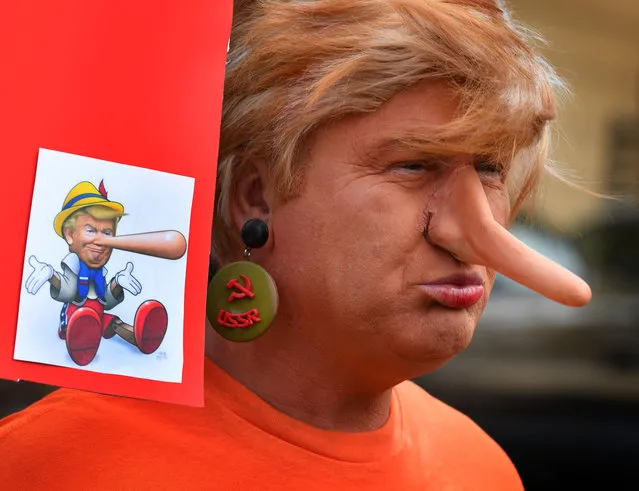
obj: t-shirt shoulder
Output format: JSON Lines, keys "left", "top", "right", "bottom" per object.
{"left": 0, "top": 389, "right": 110, "bottom": 479}
{"left": 0, "top": 388, "right": 222, "bottom": 488}
{"left": 1, "top": 389, "right": 118, "bottom": 439}
{"left": 395, "top": 379, "right": 493, "bottom": 440}
{"left": 394, "top": 380, "right": 523, "bottom": 489}
{"left": 0, "top": 387, "right": 175, "bottom": 447}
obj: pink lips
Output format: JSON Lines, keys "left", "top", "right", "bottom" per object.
{"left": 418, "top": 274, "right": 485, "bottom": 309}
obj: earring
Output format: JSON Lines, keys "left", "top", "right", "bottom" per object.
{"left": 207, "top": 219, "right": 278, "bottom": 342}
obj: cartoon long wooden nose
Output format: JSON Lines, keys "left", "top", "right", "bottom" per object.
{"left": 426, "top": 166, "right": 592, "bottom": 307}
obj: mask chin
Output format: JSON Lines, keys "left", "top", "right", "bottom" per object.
{"left": 425, "top": 166, "right": 592, "bottom": 307}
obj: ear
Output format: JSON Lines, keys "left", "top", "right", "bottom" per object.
{"left": 229, "top": 158, "right": 272, "bottom": 233}
{"left": 63, "top": 227, "right": 74, "bottom": 246}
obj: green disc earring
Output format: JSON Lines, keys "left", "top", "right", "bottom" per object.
{"left": 207, "top": 219, "right": 278, "bottom": 342}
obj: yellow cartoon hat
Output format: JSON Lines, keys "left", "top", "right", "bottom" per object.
{"left": 53, "top": 180, "right": 125, "bottom": 237}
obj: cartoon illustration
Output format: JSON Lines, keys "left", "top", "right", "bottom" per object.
{"left": 24, "top": 180, "right": 187, "bottom": 367}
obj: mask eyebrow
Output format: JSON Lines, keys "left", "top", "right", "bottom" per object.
{"left": 360, "top": 135, "right": 447, "bottom": 167}
{"left": 369, "top": 135, "right": 438, "bottom": 157}
{"left": 362, "top": 134, "right": 490, "bottom": 173}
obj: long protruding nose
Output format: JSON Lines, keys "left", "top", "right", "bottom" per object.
{"left": 425, "top": 166, "right": 592, "bottom": 307}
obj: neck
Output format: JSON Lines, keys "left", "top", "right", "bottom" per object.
{"left": 204, "top": 319, "right": 393, "bottom": 432}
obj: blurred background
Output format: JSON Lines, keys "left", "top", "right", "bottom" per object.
{"left": 2, "top": 1, "right": 638, "bottom": 489}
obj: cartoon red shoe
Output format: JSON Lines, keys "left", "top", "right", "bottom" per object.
{"left": 65, "top": 307, "right": 103, "bottom": 366}
{"left": 133, "top": 300, "right": 168, "bottom": 354}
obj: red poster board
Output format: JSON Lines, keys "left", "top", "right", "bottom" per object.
{"left": 0, "top": 1, "right": 232, "bottom": 406}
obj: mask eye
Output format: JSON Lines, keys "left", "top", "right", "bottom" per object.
{"left": 475, "top": 157, "right": 506, "bottom": 181}
{"left": 399, "top": 162, "right": 426, "bottom": 172}
{"left": 393, "top": 159, "right": 442, "bottom": 174}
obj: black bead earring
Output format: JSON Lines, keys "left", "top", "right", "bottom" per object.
{"left": 206, "top": 219, "right": 278, "bottom": 342}
{"left": 241, "top": 218, "right": 269, "bottom": 257}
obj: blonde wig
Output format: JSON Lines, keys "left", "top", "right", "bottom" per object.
{"left": 214, "top": 0, "right": 564, "bottom": 262}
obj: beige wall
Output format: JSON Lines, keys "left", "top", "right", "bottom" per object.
{"left": 509, "top": 0, "right": 638, "bottom": 231}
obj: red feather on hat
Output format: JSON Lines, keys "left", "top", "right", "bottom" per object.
{"left": 98, "top": 179, "right": 108, "bottom": 199}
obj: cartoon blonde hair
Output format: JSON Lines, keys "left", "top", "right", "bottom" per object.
{"left": 62, "top": 205, "right": 123, "bottom": 236}
{"left": 213, "top": 0, "right": 564, "bottom": 262}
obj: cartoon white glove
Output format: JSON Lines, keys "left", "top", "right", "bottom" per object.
{"left": 25, "top": 255, "right": 54, "bottom": 294}
{"left": 114, "top": 262, "right": 142, "bottom": 295}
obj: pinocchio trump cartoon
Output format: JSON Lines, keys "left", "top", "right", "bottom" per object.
{"left": 24, "top": 180, "right": 187, "bottom": 366}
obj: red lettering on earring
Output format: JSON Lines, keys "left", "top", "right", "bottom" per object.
{"left": 226, "top": 275, "right": 255, "bottom": 302}
{"left": 217, "top": 308, "right": 262, "bottom": 329}
{"left": 217, "top": 309, "right": 262, "bottom": 329}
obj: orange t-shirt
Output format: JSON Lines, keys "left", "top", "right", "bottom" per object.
{"left": 0, "top": 359, "right": 522, "bottom": 490}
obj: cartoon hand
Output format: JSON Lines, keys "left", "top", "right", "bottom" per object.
{"left": 25, "top": 255, "right": 54, "bottom": 294}
{"left": 115, "top": 262, "right": 142, "bottom": 295}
